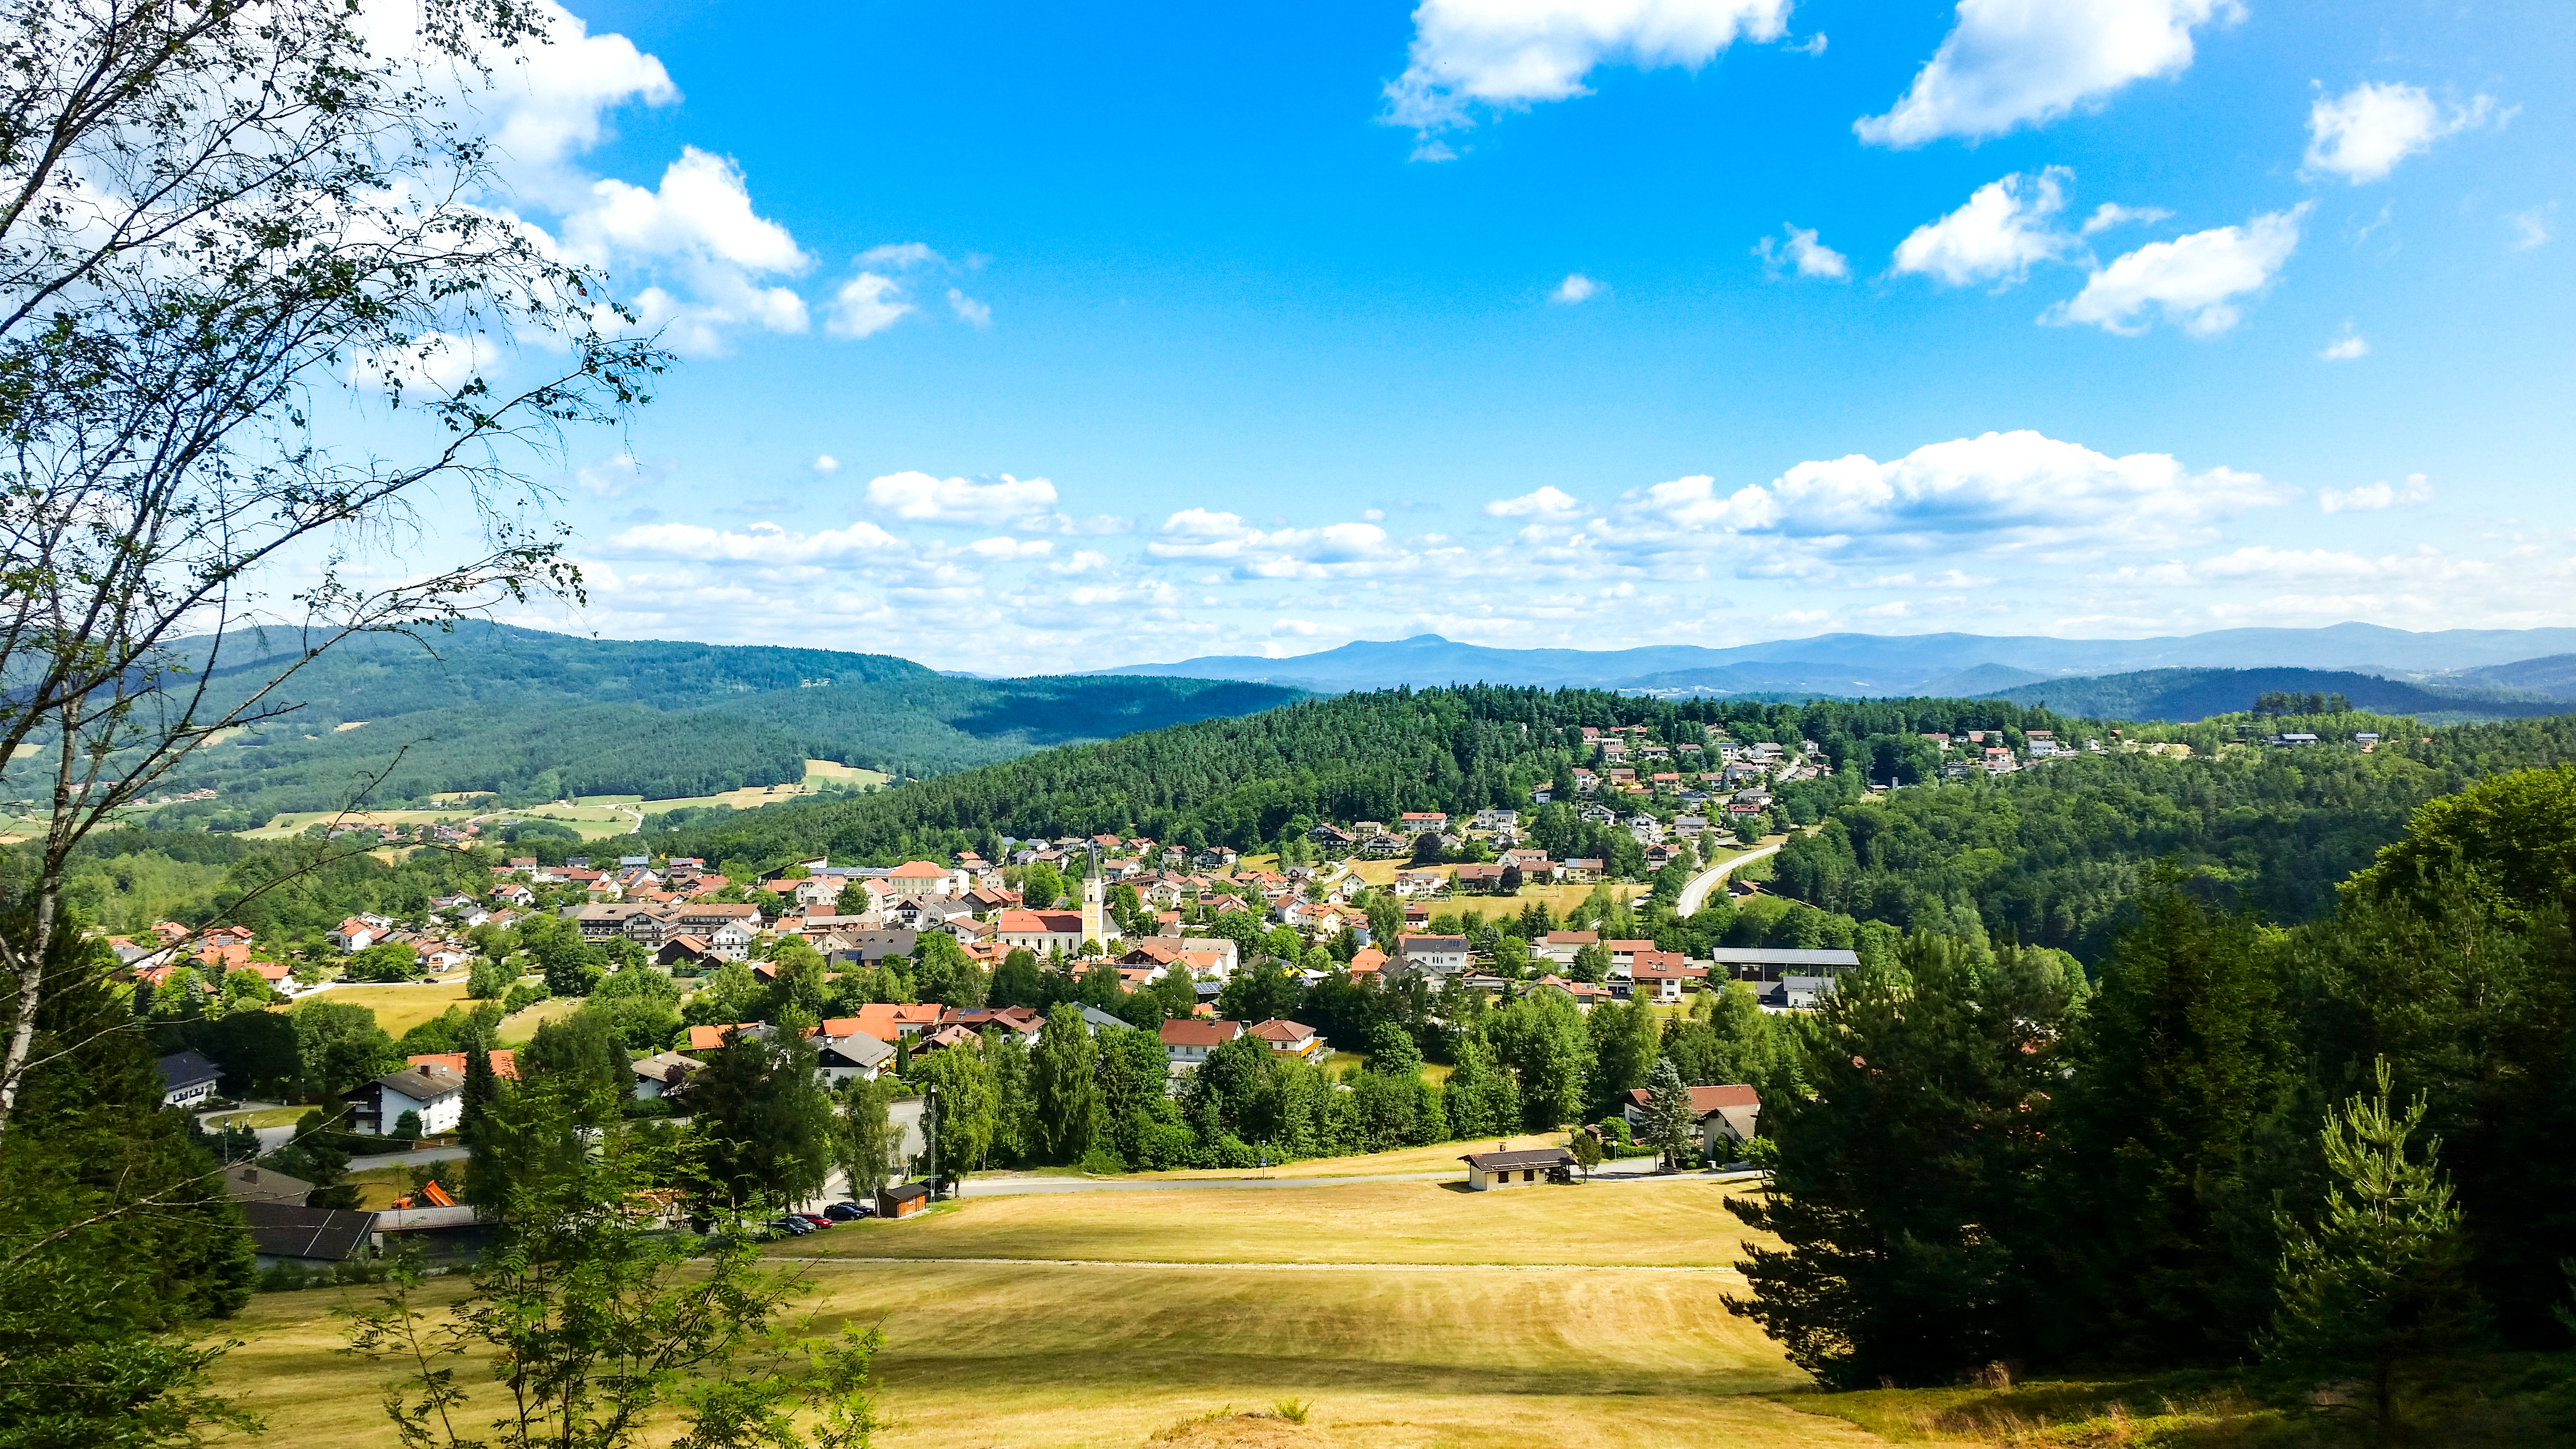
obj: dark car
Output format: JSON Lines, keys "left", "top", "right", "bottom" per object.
{"left": 770, "top": 1216, "right": 814, "bottom": 1236}
{"left": 821, "top": 1202, "right": 870, "bottom": 1222}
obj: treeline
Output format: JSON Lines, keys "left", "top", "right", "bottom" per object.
{"left": 1772, "top": 713, "right": 2576, "bottom": 960}
{"left": 666, "top": 686, "right": 2078, "bottom": 865}
{"left": 1730, "top": 765, "right": 2576, "bottom": 1405}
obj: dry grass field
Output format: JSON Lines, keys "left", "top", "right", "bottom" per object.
{"left": 213, "top": 1172, "right": 1880, "bottom": 1449}
{"left": 311, "top": 979, "right": 473, "bottom": 1037}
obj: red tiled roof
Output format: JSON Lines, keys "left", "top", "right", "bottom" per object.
{"left": 1159, "top": 1019, "right": 1242, "bottom": 1047}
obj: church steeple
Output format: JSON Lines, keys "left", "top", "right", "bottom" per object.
{"left": 1079, "top": 843, "right": 1108, "bottom": 950}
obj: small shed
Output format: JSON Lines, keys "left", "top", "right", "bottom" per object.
{"left": 1459, "top": 1146, "right": 1576, "bottom": 1191}
{"left": 877, "top": 1181, "right": 932, "bottom": 1220}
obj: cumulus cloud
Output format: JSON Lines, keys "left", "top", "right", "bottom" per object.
{"left": 1147, "top": 510, "right": 1424, "bottom": 580}
{"left": 1603, "top": 430, "right": 2290, "bottom": 567}
{"left": 825, "top": 245, "right": 980, "bottom": 339}
{"left": 1857, "top": 0, "right": 2241, "bottom": 147}
{"left": 1550, "top": 273, "right": 1603, "bottom": 304}
{"left": 1484, "top": 486, "right": 1586, "bottom": 517}
{"left": 2318, "top": 324, "right": 2369, "bottom": 361}
{"left": 2303, "top": 82, "right": 2501, "bottom": 184}
{"left": 558, "top": 148, "right": 811, "bottom": 353}
{"left": 1383, "top": 0, "right": 1792, "bottom": 140}
{"left": 1892, "top": 169, "right": 2076, "bottom": 286}
{"left": 1754, "top": 224, "right": 1850, "bottom": 279}
{"left": 604, "top": 519, "right": 904, "bottom": 564}
{"left": 2046, "top": 205, "right": 2307, "bottom": 337}
{"left": 574, "top": 452, "right": 655, "bottom": 499}
{"left": 2319, "top": 473, "right": 2433, "bottom": 514}
{"left": 2082, "top": 202, "right": 2171, "bottom": 235}
{"left": 811, "top": 455, "right": 841, "bottom": 476}
{"left": 862, "top": 471, "right": 1060, "bottom": 526}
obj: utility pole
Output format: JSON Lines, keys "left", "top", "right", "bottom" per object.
{"left": 924, "top": 1084, "right": 940, "bottom": 1200}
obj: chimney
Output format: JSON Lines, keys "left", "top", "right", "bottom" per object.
{"left": 419, "top": 1063, "right": 433, "bottom": 1076}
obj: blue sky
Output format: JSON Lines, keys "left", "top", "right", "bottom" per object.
{"left": 352, "top": 0, "right": 2572, "bottom": 673}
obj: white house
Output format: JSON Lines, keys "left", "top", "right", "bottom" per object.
{"left": 157, "top": 1050, "right": 223, "bottom": 1108}
{"left": 814, "top": 1031, "right": 895, "bottom": 1085}
{"left": 345, "top": 1062, "right": 466, "bottom": 1136}
{"left": 1159, "top": 1017, "right": 1242, "bottom": 1072}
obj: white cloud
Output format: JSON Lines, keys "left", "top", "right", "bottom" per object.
{"left": 827, "top": 274, "right": 911, "bottom": 339}
{"left": 345, "top": 329, "right": 501, "bottom": 398}
{"left": 1484, "top": 486, "right": 1585, "bottom": 517}
{"left": 1866, "top": 569, "right": 1996, "bottom": 588}
{"left": 558, "top": 147, "right": 811, "bottom": 352}
{"left": 574, "top": 452, "right": 653, "bottom": 499}
{"left": 2046, "top": 205, "right": 2307, "bottom": 337}
{"left": 604, "top": 519, "right": 903, "bottom": 564}
{"left": 811, "top": 455, "right": 841, "bottom": 476}
{"left": 1857, "top": 0, "right": 2240, "bottom": 147}
{"left": 1550, "top": 273, "right": 1603, "bottom": 304}
{"left": 2082, "top": 202, "right": 2171, "bottom": 235}
{"left": 862, "top": 471, "right": 1060, "bottom": 526}
{"left": 2509, "top": 205, "right": 2556, "bottom": 251}
{"left": 1273, "top": 619, "right": 1322, "bottom": 636}
{"left": 2303, "top": 83, "right": 2500, "bottom": 184}
{"left": 1147, "top": 510, "right": 1424, "bottom": 580}
{"left": 947, "top": 288, "right": 993, "bottom": 327}
{"left": 2318, "top": 473, "right": 2433, "bottom": 514}
{"left": 959, "top": 536, "right": 1054, "bottom": 561}
{"left": 1892, "top": 169, "right": 2076, "bottom": 286}
{"left": 1383, "top": 0, "right": 1792, "bottom": 138}
{"left": 2318, "top": 324, "right": 2369, "bottom": 361}
{"left": 1604, "top": 430, "right": 2291, "bottom": 565}
{"left": 1049, "top": 550, "right": 1113, "bottom": 576}
{"left": 1755, "top": 224, "right": 1850, "bottom": 279}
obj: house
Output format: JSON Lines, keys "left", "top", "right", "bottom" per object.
{"left": 405, "top": 1049, "right": 517, "bottom": 1081}
{"left": 657, "top": 934, "right": 723, "bottom": 968}
{"left": 911, "top": 1024, "right": 981, "bottom": 1054}
{"left": 877, "top": 1181, "right": 932, "bottom": 1219}
{"left": 1630, "top": 952, "right": 1708, "bottom": 1002}
{"left": 345, "top": 1062, "right": 467, "bottom": 1136}
{"left": 1345, "top": 946, "right": 1387, "bottom": 982}
{"left": 1159, "top": 1017, "right": 1243, "bottom": 1072}
{"left": 994, "top": 908, "right": 1087, "bottom": 955}
{"left": 1624, "top": 1083, "right": 1762, "bottom": 1157}
{"left": 684, "top": 1022, "right": 772, "bottom": 1053}
{"left": 156, "top": 1049, "right": 224, "bottom": 1108}
{"left": 1394, "top": 934, "right": 1471, "bottom": 977}
{"left": 671, "top": 902, "right": 764, "bottom": 934}
{"left": 823, "top": 929, "right": 920, "bottom": 968}
{"left": 937, "top": 1005, "right": 1046, "bottom": 1046}
{"left": 841, "top": 1003, "right": 944, "bottom": 1042}
{"left": 1560, "top": 858, "right": 1604, "bottom": 882}
{"left": 1539, "top": 930, "right": 1599, "bottom": 965}
{"left": 567, "top": 902, "right": 659, "bottom": 941}
{"left": 1605, "top": 938, "right": 1658, "bottom": 971}
{"left": 1459, "top": 1145, "right": 1575, "bottom": 1191}
{"left": 631, "top": 1051, "right": 705, "bottom": 1099}
{"left": 1397, "top": 810, "right": 1449, "bottom": 837}
{"left": 814, "top": 1031, "right": 895, "bottom": 1085}
{"left": 1304, "top": 823, "right": 1356, "bottom": 851}
{"left": 704, "top": 921, "right": 755, "bottom": 961}
{"left": 1246, "top": 1018, "right": 1322, "bottom": 1059}
{"left": 1451, "top": 863, "right": 1510, "bottom": 894}
{"left": 327, "top": 916, "right": 387, "bottom": 952}
{"left": 1357, "top": 832, "right": 1410, "bottom": 858}
{"left": 1530, "top": 974, "right": 1613, "bottom": 1009}
{"left": 222, "top": 1161, "right": 315, "bottom": 1205}
{"left": 1706, "top": 946, "right": 1860, "bottom": 982}
{"left": 1751, "top": 976, "right": 1839, "bottom": 1013}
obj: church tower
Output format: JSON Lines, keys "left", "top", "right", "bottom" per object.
{"left": 1080, "top": 851, "right": 1107, "bottom": 950}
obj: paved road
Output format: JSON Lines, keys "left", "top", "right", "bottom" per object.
{"left": 1675, "top": 841, "right": 1783, "bottom": 918}
{"left": 348, "top": 1144, "right": 469, "bottom": 1172}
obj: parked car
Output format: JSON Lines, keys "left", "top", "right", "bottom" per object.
{"left": 769, "top": 1216, "right": 814, "bottom": 1236}
{"left": 822, "top": 1201, "right": 872, "bottom": 1222}
{"left": 793, "top": 1213, "right": 833, "bottom": 1229}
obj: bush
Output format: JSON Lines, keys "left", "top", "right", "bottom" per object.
{"left": 393, "top": 1109, "right": 421, "bottom": 1144}
{"left": 1078, "top": 1146, "right": 1126, "bottom": 1176}
{"left": 501, "top": 979, "right": 550, "bottom": 1015}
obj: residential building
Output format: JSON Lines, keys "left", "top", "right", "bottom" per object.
{"left": 1459, "top": 1145, "right": 1573, "bottom": 1191}
{"left": 1247, "top": 1018, "right": 1322, "bottom": 1058}
{"left": 1539, "top": 930, "right": 1599, "bottom": 965}
{"left": 1394, "top": 934, "right": 1471, "bottom": 977}
{"left": 814, "top": 1031, "right": 895, "bottom": 1085}
{"left": 156, "top": 1049, "right": 224, "bottom": 1108}
{"left": 631, "top": 1051, "right": 704, "bottom": 1099}
{"left": 1159, "top": 1017, "right": 1243, "bottom": 1072}
{"left": 1624, "top": 1083, "right": 1762, "bottom": 1158}
{"left": 345, "top": 1061, "right": 467, "bottom": 1136}
{"left": 1630, "top": 952, "right": 1709, "bottom": 1002}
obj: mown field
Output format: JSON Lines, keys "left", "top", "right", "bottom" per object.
{"left": 213, "top": 1173, "right": 1889, "bottom": 1449}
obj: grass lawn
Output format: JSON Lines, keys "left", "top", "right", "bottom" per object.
{"left": 204, "top": 1104, "right": 308, "bottom": 1129}
{"left": 312, "top": 980, "right": 471, "bottom": 1037}
{"left": 214, "top": 1174, "right": 1870, "bottom": 1449}
{"left": 496, "top": 995, "right": 581, "bottom": 1044}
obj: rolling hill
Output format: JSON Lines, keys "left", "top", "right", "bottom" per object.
{"left": 1970, "top": 666, "right": 2564, "bottom": 723}
{"left": 113, "top": 624, "right": 1302, "bottom": 826}
{"left": 1092, "top": 625, "right": 2576, "bottom": 695}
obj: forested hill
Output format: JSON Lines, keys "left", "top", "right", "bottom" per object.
{"left": 133, "top": 623, "right": 1301, "bottom": 825}
{"left": 1975, "top": 665, "right": 2557, "bottom": 723}
{"left": 665, "top": 689, "right": 2079, "bottom": 865}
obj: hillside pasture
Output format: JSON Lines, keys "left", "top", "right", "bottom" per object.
{"left": 212, "top": 1174, "right": 1874, "bottom": 1449}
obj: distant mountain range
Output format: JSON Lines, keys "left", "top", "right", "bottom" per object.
{"left": 1093, "top": 626, "right": 2576, "bottom": 700}
{"left": 1972, "top": 667, "right": 2568, "bottom": 724}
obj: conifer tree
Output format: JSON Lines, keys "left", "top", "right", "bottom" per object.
{"left": 2263, "top": 1058, "right": 2480, "bottom": 1441}
{"left": 1639, "top": 1058, "right": 1698, "bottom": 1169}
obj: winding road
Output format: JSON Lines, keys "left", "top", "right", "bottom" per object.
{"left": 1674, "top": 841, "right": 1783, "bottom": 918}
